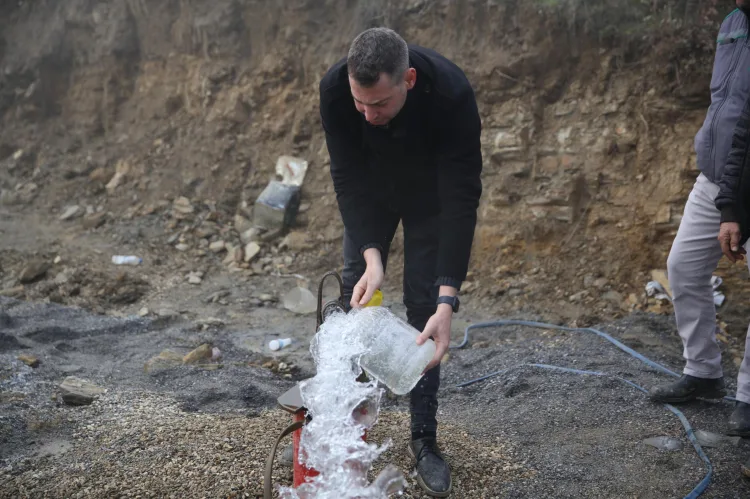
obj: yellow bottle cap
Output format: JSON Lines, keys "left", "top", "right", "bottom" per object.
{"left": 365, "top": 289, "right": 383, "bottom": 307}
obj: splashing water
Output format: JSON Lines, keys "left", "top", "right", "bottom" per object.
{"left": 278, "top": 309, "right": 407, "bottom": 498}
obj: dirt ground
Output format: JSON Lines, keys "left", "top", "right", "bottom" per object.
{"left": 2, "top": 0, "right": 750, "bottom": 497}
{"left": 2, "top": 274, "right": 750, "bottom": 498}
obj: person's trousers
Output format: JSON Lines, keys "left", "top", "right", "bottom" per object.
{"left": 342, "top": 211, "right": 441, "bottom": 435}
{"left": 667, "top": 173, "right": 750, "bottom": 404}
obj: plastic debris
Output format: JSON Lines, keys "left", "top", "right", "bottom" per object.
{"left": 694, "top": 429, "right": 741, "bottom": 448}
{"left": 111, "top": 255, "right": 142, "bottom": 265}
{"left": 275, "top": 155, "right": 308, "bottom": 186}
{"left": 282, "top": 286, "right": 317, "bottom": 315}
{"left": 269, "top": 338, "right": 293, "bottom": 351}
{"left": 643, "top": 436, "right": 683, "bottom": 451}
{"left": 646, "top": 281, "right": 671, "bottom": 302}
{"left": 253, "top": 180, "right": 301, "bottom": 230}
{"left": 711, "top": 275, "right": 725, "bottom": 307}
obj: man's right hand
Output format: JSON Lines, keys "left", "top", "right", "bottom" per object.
{"left": 718, "top": 221, "right": 746, "bottom": 263}
{"left": 351, "top": 248, "right": 384, "bottom": 308}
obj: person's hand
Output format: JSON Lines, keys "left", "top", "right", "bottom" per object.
{"left": 718, "top": 222, "right": 746, "bottom": 263}
{"left": 350, "top": 248, "right": 384, "bottom": 308}
{"left": 416, "top": 304, "right": 452, "bottom": 372}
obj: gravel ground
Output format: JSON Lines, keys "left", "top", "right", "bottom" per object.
{"left": 1, "top": 298, "right": 749, "bottom": 498}
{"left": 0, "top": 392, "right": 529, "bottom": 498}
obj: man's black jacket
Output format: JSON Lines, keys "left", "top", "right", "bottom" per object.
{"left": 716, "top": 96, "right": 750, "bottom": 246}
{"left": 319, "top": 45, "right": 483, "bottom": 286}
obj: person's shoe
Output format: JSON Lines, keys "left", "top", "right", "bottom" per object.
{"left": 408, "top": 437, "right": 451, "bottom": 497}
{"left": 649, "top": 375, "right": 726, "bottom": 403}
{"left": 728, "top": 401, "right": 750, "bottom": 437}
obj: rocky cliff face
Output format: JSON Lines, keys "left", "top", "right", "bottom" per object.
{"left": 0, "top": 1, "right": 734, "bottom": 321}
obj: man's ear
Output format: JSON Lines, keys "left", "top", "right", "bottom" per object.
{"left": 404, "top": 67, "right": 417, "bottom": 90}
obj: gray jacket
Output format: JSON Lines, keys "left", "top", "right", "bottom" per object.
{"left": 696, "top": 8, "right": 750, "bottom": 182}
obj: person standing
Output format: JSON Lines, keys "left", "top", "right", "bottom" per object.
{"left": 649, "top": 3, "right": 750, "bottom": 463}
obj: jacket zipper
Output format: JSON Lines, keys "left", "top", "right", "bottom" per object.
{"left": 709, "top": 40, "right": 744, "bottom": 170}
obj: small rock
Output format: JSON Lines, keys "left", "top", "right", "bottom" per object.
{"left": 175, "top": 243, "right": 190, "bottom": 252}
{"left": 603, "top": 290, "right": 623, "bottom": 304}
{"left": 59, "top": 205, "right": 81, "bottom": 221}
{"left": 569, "top": 290, "right": 587, "bottom": 302}
{"left": 234, "top": 214, "right": 252, "bottom": 233}
{"left": 205, "top": 290, "right": 230, "bottom": 303}
{"left": 172, "top": 196, "right": 195, "bottom": 215}
{"left": 258, "top": 293, "right": 275, "bottom": 302}
{"left": 138, "top": 307, "right": 149, "bottom": 317}
{"left": 17, "top": 354, "right": 40, "bottom": 368}
{"left": 593, "top": 278, "right": 609, "bottom": 289}
{"left": 244, "top": 242, "right": 261, "bottom": 262}
{"left": 157, "top": 308, "right": 179, "bottom": 318}
{"left": 183, "top": 344, "right": 213, "bottom": 364}
{"left": 53, "top": 255, "right": 62, "bottom": 264}
{"left": 280, "top": 231, "right": 313, "bottom": 251}
{"left": 58, "top": 377, "right": 105, "bottom": 406}
{"left": 0, "top": 286, "right": 25, "bottom": 298}
{"left": 240, "top": 228, "right": 261, "bottom": 244}
{"left": 19, "top": 260, "right": 49, "bottom": 283}
{"left": 106, "top": 160, "right": 129, "bottom": 193}
{"left": 198, "top": 317, "right": 224, "bottom": 328}
{"left": 82, "top": 212, "right": 107, "bottom": 229}
{"left": 88, "top": 166, "right": 110, "bottom": 183}
{"left": 209, "top": 240, "right": 226, "bottom": 253}
{"left": 188, "top": 273, "right": 203, "bottom": 285}
{"left": 144, "top": 350, "right": 184, "bottom": 373}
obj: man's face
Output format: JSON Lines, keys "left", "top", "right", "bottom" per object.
{"left": 738, "top": 0, "right": 750, "bottom": 11}
{"left": 349, "top": 68, "right": 416, "bottom": 126}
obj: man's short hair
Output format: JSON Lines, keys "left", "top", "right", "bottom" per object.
{"left": 347, "top": 28, "right": 409, "bottom": 87}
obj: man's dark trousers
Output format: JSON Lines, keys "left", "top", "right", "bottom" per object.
{"left": 342, "top": 210, "right": 440, "bottom": 436}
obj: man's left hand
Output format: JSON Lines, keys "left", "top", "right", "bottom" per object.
{"left": 416, "top": 304, "right": 453, "bottom": 372}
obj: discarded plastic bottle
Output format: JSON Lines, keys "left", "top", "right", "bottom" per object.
{"left": 354, "top": 307, "right": 435, "bottom": 395}
{"left": 269, "top": 338, "right": 293, "bottom": 351}
{"left": 111, "top": 255, "right": 142, "bottom": 265}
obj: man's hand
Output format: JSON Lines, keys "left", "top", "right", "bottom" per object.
{"left": 351, "top": 248, "right": 384, "bottom": 308}
{"left": 417, "top": 304, "right": 452, "bottom": 372}
{"left": 718, "top": 222, "right": 746, "bottom": 263}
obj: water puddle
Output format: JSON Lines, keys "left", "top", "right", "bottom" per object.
{"left": 278, "top": 309, "right": 406, "bottom": 498}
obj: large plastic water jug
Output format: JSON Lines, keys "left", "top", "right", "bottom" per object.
{"left": 353, "top": 307, "right": 435, "bottom": 395}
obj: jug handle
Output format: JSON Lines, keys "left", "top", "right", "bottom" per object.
{"left": 263, "top": 420, "right": 305, "bottom": 499}
{"left": 316, "top": 271, "right": 344, "bottom": 330}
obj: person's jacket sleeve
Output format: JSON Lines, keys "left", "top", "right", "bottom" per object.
{"left": 320, "top": 83, "right": 391, "bottom": 256}
{"left": 716, "top": 95, "right": 750, "bottom": 228}
{"left": 433, "top": 88, "right": 483, "bottom": 287}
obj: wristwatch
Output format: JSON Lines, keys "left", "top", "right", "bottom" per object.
{"left": 437, "top": 295, "right": 460, "bottom": 313}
